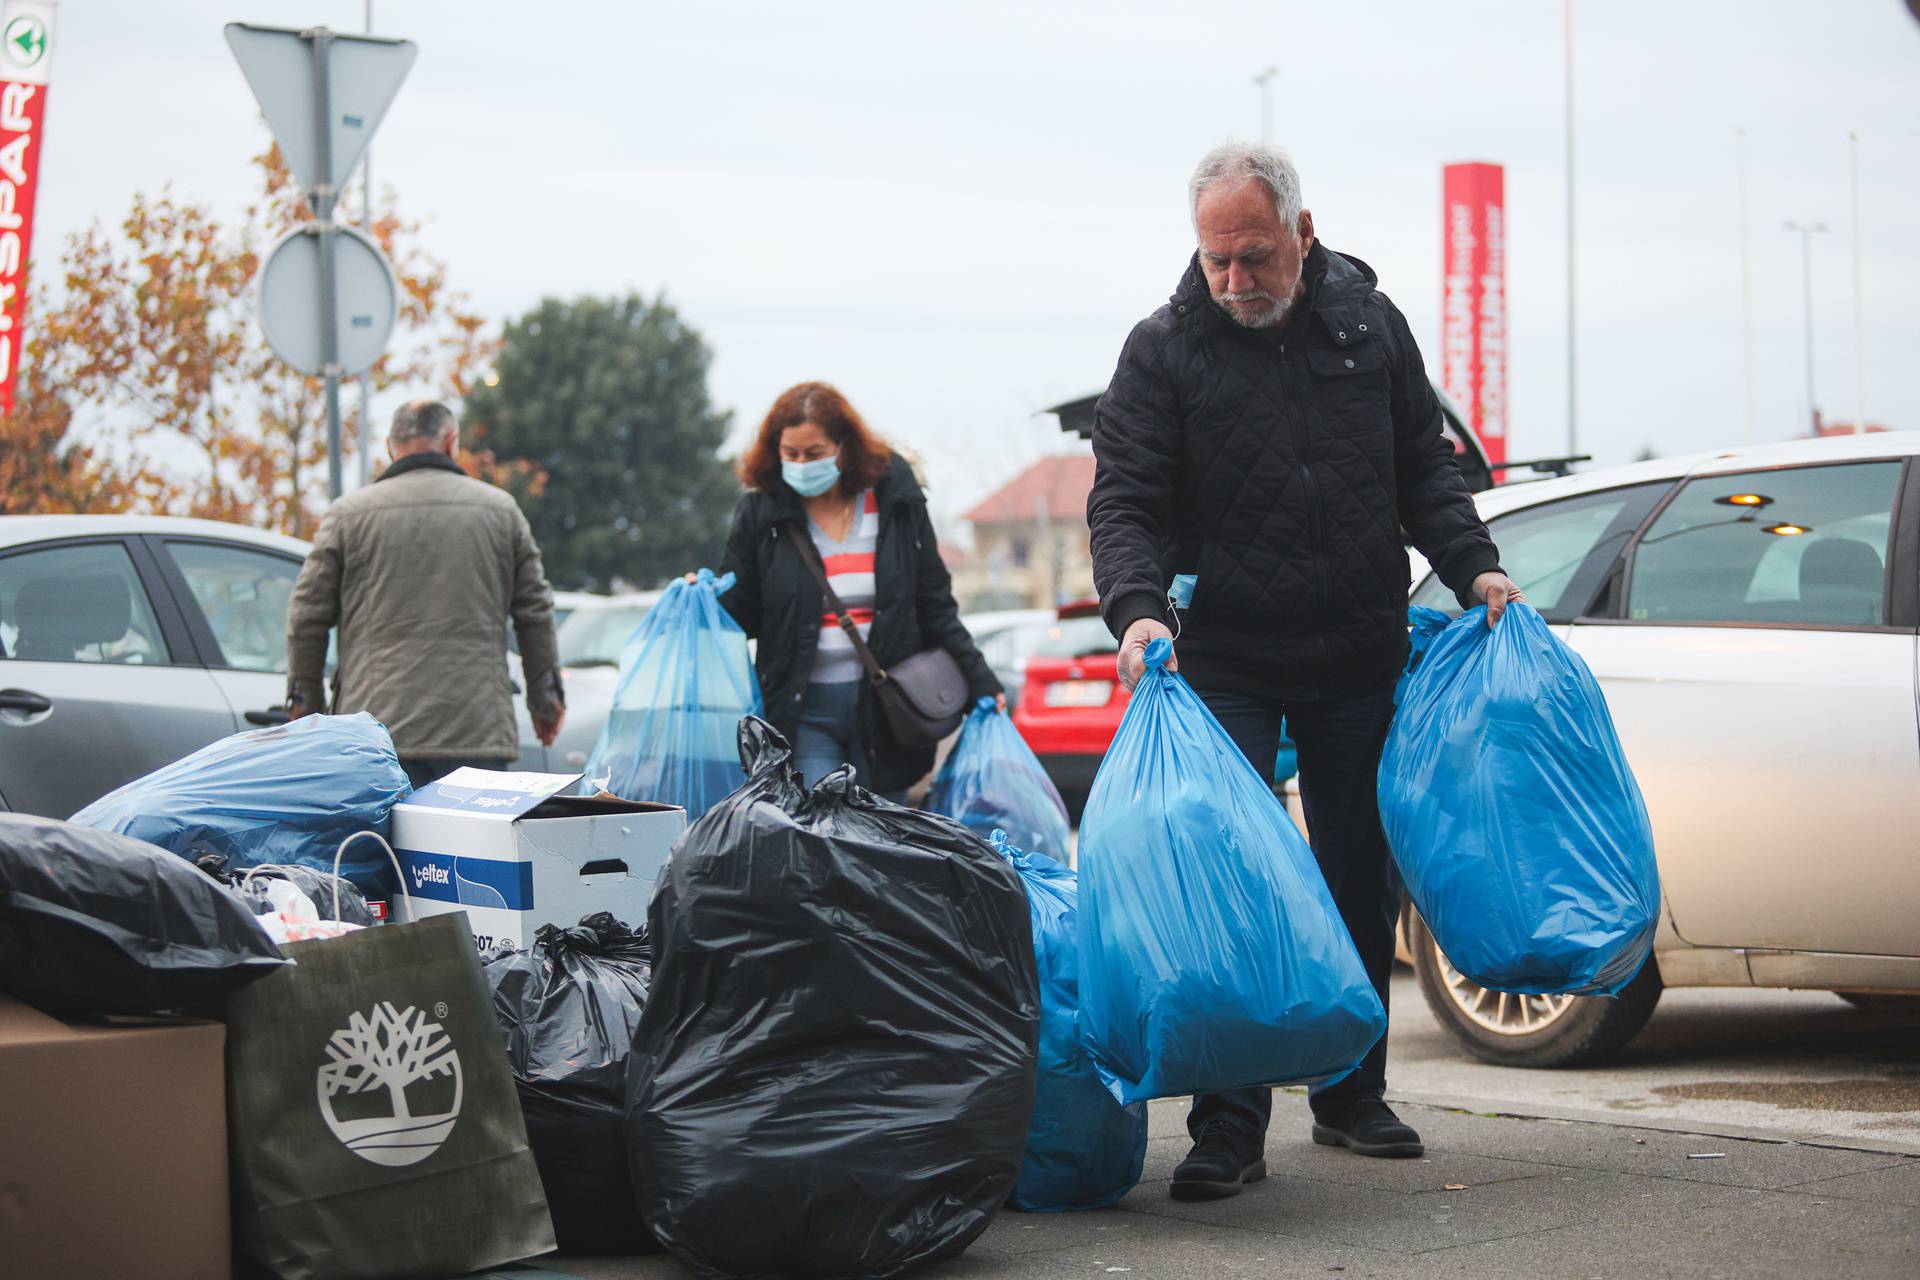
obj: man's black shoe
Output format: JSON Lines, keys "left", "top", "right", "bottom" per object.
{"left": 1170, "top": 1124, "right": 1267, "bottom": 1200}
{"left": 1310, "top": 1099, "right": 1425, "bottom": 1158}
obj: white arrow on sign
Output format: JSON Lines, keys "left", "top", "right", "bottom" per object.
{"left": 223, "top": 23, "right": 416, "bottom": 198}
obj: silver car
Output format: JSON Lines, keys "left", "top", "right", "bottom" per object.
{"left": 0, "top": 515, "right": 586, "bottom": 815}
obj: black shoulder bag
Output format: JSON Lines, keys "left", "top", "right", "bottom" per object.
{"left": 790, "top": 521, "right": 970, "bottom": 749}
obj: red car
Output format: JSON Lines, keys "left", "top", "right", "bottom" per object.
{"left": 1010, "top": 600, "right": 1128, "bottom": 818}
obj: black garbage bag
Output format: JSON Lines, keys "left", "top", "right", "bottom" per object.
{"left": 484, "top": 912, "right": 662, "bottom": 1257}
{"left": 195, "top": 852, "right": 378, "bottom": 928}
{"left": 628, "top": 718, "right": 1040, "bottom": 1280}
{"left": 0, "top": 813, "right": 287, "bottom": 1016}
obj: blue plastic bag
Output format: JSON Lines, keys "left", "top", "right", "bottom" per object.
{"left": 1077, "top": 639, "right": 1386, "bottom": 1104}
{"left": 70, "top": 712, "right": 410, "bottom": 885}
{"left": 580, "top": 568, "right": 762, "bottom": 821}
{"left": 928, "top": 698, "right": 1072, "bottom": 859}
{"left": 1379, "top": 604, "right": 1660, "bottom": 996}
{"left": 989, "top": 830, "right": 1146, "bottom": 1212}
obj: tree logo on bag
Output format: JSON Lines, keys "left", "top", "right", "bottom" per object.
{"left": 316, "top": 1001, "right": 464, "bottom": 1167}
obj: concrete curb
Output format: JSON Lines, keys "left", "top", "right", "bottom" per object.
{"left": 1385, "top": 1088, "right": 1920, "bottom": 1158}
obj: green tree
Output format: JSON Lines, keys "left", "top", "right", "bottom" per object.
{"left": 463, "top": 294, "right": 736, "bottom": 590}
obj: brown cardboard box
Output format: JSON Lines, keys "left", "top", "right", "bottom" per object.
{"left": 0, "top": 994, "right": 231, "bottom": 1279}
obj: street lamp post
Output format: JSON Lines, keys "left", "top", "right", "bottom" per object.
{"left": 1252, "top": 66, "right": 1278, "bottom": 144}
{"left": 1783, "top": 219, "right": 1830, "bottom": 435}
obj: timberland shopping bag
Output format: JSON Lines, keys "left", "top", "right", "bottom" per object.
{"left": 224, "top": 911, "right": 555, "bottom": 1280}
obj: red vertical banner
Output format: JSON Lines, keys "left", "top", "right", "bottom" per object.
{"left": 1441, "top": 162, "right": 1506, "bottom": 466}
{"left": 0, "top": 1, "right": 54, "bottom": 418}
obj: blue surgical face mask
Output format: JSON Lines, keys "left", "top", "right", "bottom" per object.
{"left": 782, "top": 452, "right": 842, "bottom": 497}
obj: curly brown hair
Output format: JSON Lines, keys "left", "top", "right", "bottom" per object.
{"left": 737, "top": 381, "right": 893, "bottom": 496}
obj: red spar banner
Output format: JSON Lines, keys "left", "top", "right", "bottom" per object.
{"left": 1440, "top": 162, "right": 1506, "bottom": 466}
{"left": 0, "top": 0, "right": 54, "bottom": 417}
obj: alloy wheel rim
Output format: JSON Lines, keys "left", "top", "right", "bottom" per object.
{"left": 1436, "top": 943, "right": 1578, "bottom": 1036}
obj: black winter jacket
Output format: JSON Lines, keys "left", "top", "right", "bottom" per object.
{"left": 1088, "top": 242, "right": 1502, "bottom": 701}
{"left": 718, "top": 455, "right": 1001, "bottom": 791}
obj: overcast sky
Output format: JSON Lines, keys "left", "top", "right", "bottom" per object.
{"left": 33, "top": 0, "right": 1920, "bottom": 526}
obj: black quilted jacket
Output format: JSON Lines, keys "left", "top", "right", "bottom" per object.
{"left": 1088, "top": 242, "right": 1502, "bottom": 701}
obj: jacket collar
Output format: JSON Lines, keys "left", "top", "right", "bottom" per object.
{"left": 1172, "top": 240, "right": 1373, "bottom": 340}
{"left": 377, "top": 451, "right": 468, "bottom": 482}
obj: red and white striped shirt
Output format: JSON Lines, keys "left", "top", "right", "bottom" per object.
{"left": 810, "top": 491, "right": 880, "bottom": 684}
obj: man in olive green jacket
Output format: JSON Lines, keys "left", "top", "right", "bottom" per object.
{"left": 286, "top": 400, "right": 564, "bottom": 787}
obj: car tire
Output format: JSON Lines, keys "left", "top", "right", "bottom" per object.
{"left": 1837, "top": 992, "right": 1920, "bottom": 1014}
{"left": 1409, "top": 913, "right": 1663, "bottom": 1068}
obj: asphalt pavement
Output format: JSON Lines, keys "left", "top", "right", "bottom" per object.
{"left": 505, "top": 972, "right": 1918, "bottom": 1280}
{"left": 521, "top": 1091, "right": 1917, "bottom": 1280}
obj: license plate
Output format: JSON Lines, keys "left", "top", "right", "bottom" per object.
{"left": 1044, "top": 679, "right": 1112, "bottom": 708}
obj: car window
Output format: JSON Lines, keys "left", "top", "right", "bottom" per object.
{"left": 0, "top": 542, "right": 169, "bottom": 665}
{"left": 558, "top": 606, "right": 654, "bottom": 667}
{"left": 1031, "top": 615, "right": 1116, "bottom": 659}
{"left": 166, "top": 541, "right": 302, "bottom": 673}
{"left": 1411, "top": 483, "right": 1669, "bottom": 622}
{"left": 1627, "top": 461, "right": 1900, "bottom": 627}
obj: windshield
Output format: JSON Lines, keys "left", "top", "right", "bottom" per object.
{"left": 1031, "top": 615, "right": 1116, "bottom": 660}
{"left": 557, "top": 605, "right": 654, "bottom": 667}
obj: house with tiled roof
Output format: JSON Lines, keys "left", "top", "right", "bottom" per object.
{"left": 955, "top": 455, "right": 1097, "bottom": 611}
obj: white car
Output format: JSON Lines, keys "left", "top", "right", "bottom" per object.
{"left": 961, "top": 607, "right": 1059, "bottom": 711}
{"left": 526, "top": 591, "right": 665, "bottom": 774}
{"left": 1402, "top": 430, "right": 1920, "bottom": 1065}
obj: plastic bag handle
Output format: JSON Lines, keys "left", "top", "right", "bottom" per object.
{"left": 687, "top": 566, "right": 738, "bottom": 598}
{"left": 330, "top": 831, "right": 414, "bottom": 925}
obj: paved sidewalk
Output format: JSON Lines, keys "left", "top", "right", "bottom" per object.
{"left": 539, "top": 1090, "right": 1919, "bottom": 1280}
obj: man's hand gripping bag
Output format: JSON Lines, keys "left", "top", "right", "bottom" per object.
{"left": 1076, "top": 638, "right": 1385, "bottom": 1104}
{"left": 626, "top": 719, "right": 1039, "bottom": 1280}
{"left": 1379, "top": 605, "right": 1660, "bottom": 995}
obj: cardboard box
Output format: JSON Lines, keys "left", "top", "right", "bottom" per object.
{"left": 0, "top": 995, "right": 231, "bottom": 1279}
{"left": 389, "top": 767, "right": 685, "bottom": 951}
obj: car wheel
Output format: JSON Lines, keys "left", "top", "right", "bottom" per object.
{"left": 1409, "top": 913, "right": 1663, "bottom": 1068}
{"left": 1838, "top": 992, "right": 1920, "bottom": 1014}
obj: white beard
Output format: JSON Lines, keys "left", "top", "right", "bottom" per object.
{"left": 1215, "top": 288, "right": 1297, "bottom": 330}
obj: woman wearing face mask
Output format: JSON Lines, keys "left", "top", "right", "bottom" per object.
{"left": 715, "top": 380, "right": 1003, "bottom": 800}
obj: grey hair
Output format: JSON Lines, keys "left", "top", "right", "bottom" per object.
{"left": 1189, "top": 141, "right": 1304, "bottom": 232}
{"left": 390, "top": 399, "right": 458, "bottom": 448}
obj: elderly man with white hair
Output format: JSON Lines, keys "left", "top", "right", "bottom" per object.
{"left": 1087, "top": 143, "right": 1522, "bottom": 1197}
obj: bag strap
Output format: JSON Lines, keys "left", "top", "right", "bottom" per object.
{"left": 787, "top": 519, "right": 891, "bottom": 687}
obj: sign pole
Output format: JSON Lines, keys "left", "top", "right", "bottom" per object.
{"left": 226, "top": 19, "right": 414, "bottom": 500}
{"left": 304, "top": 27, "right": 346, "bottom": 500}
{"left": 358, "top": 0, "right": 375, "bottom": 488}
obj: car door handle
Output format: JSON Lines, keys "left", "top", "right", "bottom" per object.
{"left": 245, "top": 706, "right": 292, "bottom": 726}
{"left": 0, "top": 689, "right": 52, "bottom": 715}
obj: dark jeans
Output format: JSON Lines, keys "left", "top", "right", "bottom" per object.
{"left": 1187, "top": 683, "right": 1401, "bottom": 1145}
{"left": 400, "top": 756, "right": 514, "bottom": 790}
{"left": 793, "top": 681, "right": 910, "bottom": 805}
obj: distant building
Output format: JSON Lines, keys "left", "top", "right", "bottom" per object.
{"left": 1813, "top": 412, "right": 1895, "bottom": 437}
{"left": 956, "top": 455, "right": 1097, "bottom": 611}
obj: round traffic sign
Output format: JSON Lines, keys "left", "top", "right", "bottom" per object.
{"left": 257, "top": 222, "right": 399, "bottom": 377}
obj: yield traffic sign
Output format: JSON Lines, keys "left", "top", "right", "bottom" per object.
{"left": 223, "top": 23, "right": 416, "bottom": 200}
